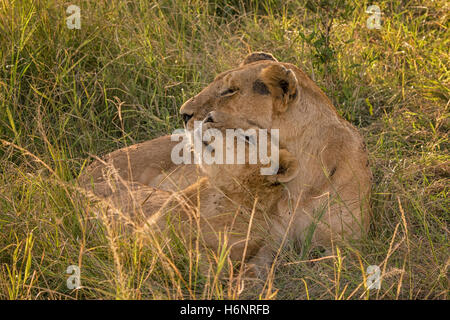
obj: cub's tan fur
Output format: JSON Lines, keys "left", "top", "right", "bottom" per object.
{"left": 80, "top": 52, "right": 372, "bottom": 269}
{"left": 78, "top": 135, "right": 201, "bottom": 195}
{"left": 103, "top": 118, "right": 299, "bottom": 273}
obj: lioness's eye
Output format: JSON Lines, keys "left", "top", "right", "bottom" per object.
{"left": 220, "top": 88, "right": 238, "bottom": 96}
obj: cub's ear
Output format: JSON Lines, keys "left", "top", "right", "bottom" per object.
{"left": 267, "top": 149, "right": 299, "bottom": 184}
{"left": 239, "top": 52, "right": 278, "bottom": 67}
{"left": 260, "top": 64, "right": 298, "bottom": 113}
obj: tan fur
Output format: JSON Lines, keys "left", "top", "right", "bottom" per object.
{"left": 79, "top": 52, "right": 372, "bottom": 271}
{"left": 179, "top": 53, "right": 372, "bottom": 265}
{"left": 78, "top": 135, "right": 202, "bottom": 195}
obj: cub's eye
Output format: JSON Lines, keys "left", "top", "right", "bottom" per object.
{"left": 220, "top": 87, "right": 238, "bottom": 96}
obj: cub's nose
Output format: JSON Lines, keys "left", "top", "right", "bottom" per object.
{"left": 182, "top": 113, "right": 193, "bottom": 125}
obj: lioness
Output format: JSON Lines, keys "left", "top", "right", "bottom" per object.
{"left": 79, "top": 52, "right": 372, "bottom": 263}
{"left": 103, "top": 114, "right": 299, "bottom": 274}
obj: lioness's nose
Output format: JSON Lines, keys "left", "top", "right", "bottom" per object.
{"left": 180, "top": 97, "right": 195, "bottom": 124}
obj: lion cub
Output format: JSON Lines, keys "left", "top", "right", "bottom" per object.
{"left": 106, "top": 112, "right": 299, "bottom": 273}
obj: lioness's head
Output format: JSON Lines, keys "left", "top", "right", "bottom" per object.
{"left": 192, "top": 111, "right": 299, "bottom": 191}
{"left": 180, "top": 52, "right": 299, "bottom": 131}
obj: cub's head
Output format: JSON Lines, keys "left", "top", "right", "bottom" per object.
{"left": 192, "top": 111, "right": 299, "bottom": 191}
{"left": 180, "top": 52, "right": 299, "bottom": 131}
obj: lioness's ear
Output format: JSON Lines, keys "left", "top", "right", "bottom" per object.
{"left": 239, "top": 52, "right": 278, "bottom": 67}
{"left": 268, "top": 149, "right": 299, "bottom": 183}
{"left": 260, "top": 64, "right": 298, "bottom": 113}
